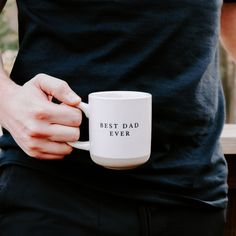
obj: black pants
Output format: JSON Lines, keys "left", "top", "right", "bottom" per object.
{"left": 0, "top": 165, "right": 226, "bottom": 236}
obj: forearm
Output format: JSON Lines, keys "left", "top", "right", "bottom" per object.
{"left": 0, "top": 53, "right": 19, "bottom": 102}
{"left": 0, "top": 53, "right": 7, "bottom": 78}
{"left": 220, "top": 3, "right": 236, "bottom": 63}
{"left": 0, "top": 0, "right": 18, "bottom": 95}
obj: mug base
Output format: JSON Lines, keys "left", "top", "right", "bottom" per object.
{"left": 91, "top": 155, "right": 150, "bottom": 170}
{"left": 103, "top": 165, "right": 140, "bottom": 170}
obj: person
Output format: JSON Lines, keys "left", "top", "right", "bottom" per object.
{"left": 0, "top": 0, "right": 235, "bottom": 235}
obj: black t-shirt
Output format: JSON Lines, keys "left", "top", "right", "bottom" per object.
{"left": 0, "top": 0, "right": 234, "bottom": 208}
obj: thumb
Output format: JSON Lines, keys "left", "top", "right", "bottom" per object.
{"left": 32, "top": 73, "right": 81, "bottom": 106}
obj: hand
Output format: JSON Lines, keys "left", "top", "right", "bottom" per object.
{"left": 0, "top": 73, "right": 82, "bottom": 160}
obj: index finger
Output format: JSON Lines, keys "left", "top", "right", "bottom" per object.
{"left": 36, "top": 102, "right": 83, "bottom": 127}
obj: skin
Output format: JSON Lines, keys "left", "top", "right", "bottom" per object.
{"left": 0, "top": 1, "right": 82, "bottom": 160}
{"left": 0, "top": 1, "right": 235, "bottom": 160}
{"left": 0, "top": 73, "right": 82, "bottom": 160}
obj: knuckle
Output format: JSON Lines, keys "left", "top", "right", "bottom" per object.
{"left": 31, "top": 73, "right": 46, "bottom": 83}
{"left": 33, "top": 153, "right": 44, "bottom": 160}
{"left": 26, "top": 150, "right": 40, "bottom": 159}
{"left": 71, "top": 110, "right": 82, "bottom": 127}
{"left": 26, "top": 124, "right": 42, "bottom": 138}
{"left": 56, "top": 81, "right": 69, "bottom": 93}
{"left": 27, "top": 141, "right": 41, "bottom": 152}
{"left": 32, "top": 107, "right": 49, "bottom": 120}
{"left": 34, "top": 73, "right": 46, "bottom": 80}
{"left": 71, "top": 118, "right": 82, "bottom": 127}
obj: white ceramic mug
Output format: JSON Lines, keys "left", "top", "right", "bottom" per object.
{"left": 68, "top": 91, "right": 152, "bottom": 170}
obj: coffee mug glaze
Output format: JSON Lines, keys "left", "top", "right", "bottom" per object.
{"left": 68, "top": 91, "right": 152, "bottom": 170}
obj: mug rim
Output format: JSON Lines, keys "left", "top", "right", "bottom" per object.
{"left": 89, "top": 91, "right": 152, "bottom": 100}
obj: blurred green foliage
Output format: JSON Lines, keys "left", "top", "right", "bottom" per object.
{"left": 0, "top": 2, "right": 18, "bottom": 51}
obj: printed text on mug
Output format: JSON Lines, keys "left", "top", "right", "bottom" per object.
{"left": 99, "top": 122, "right": 140, "bottom": 136}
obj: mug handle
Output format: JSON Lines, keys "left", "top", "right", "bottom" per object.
{"left": 67, "top": 102, "right": 90, "bottom": 151}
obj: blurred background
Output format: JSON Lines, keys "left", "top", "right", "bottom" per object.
{"left": 1, "top": 0, "right": 236, "bottom": 123}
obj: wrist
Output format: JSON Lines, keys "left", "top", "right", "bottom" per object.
{"left": 0, "top": 74, "right": 20, "bottom": 120}
{"left": 0, "top": 73, "right": 19, "bottom": 96}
